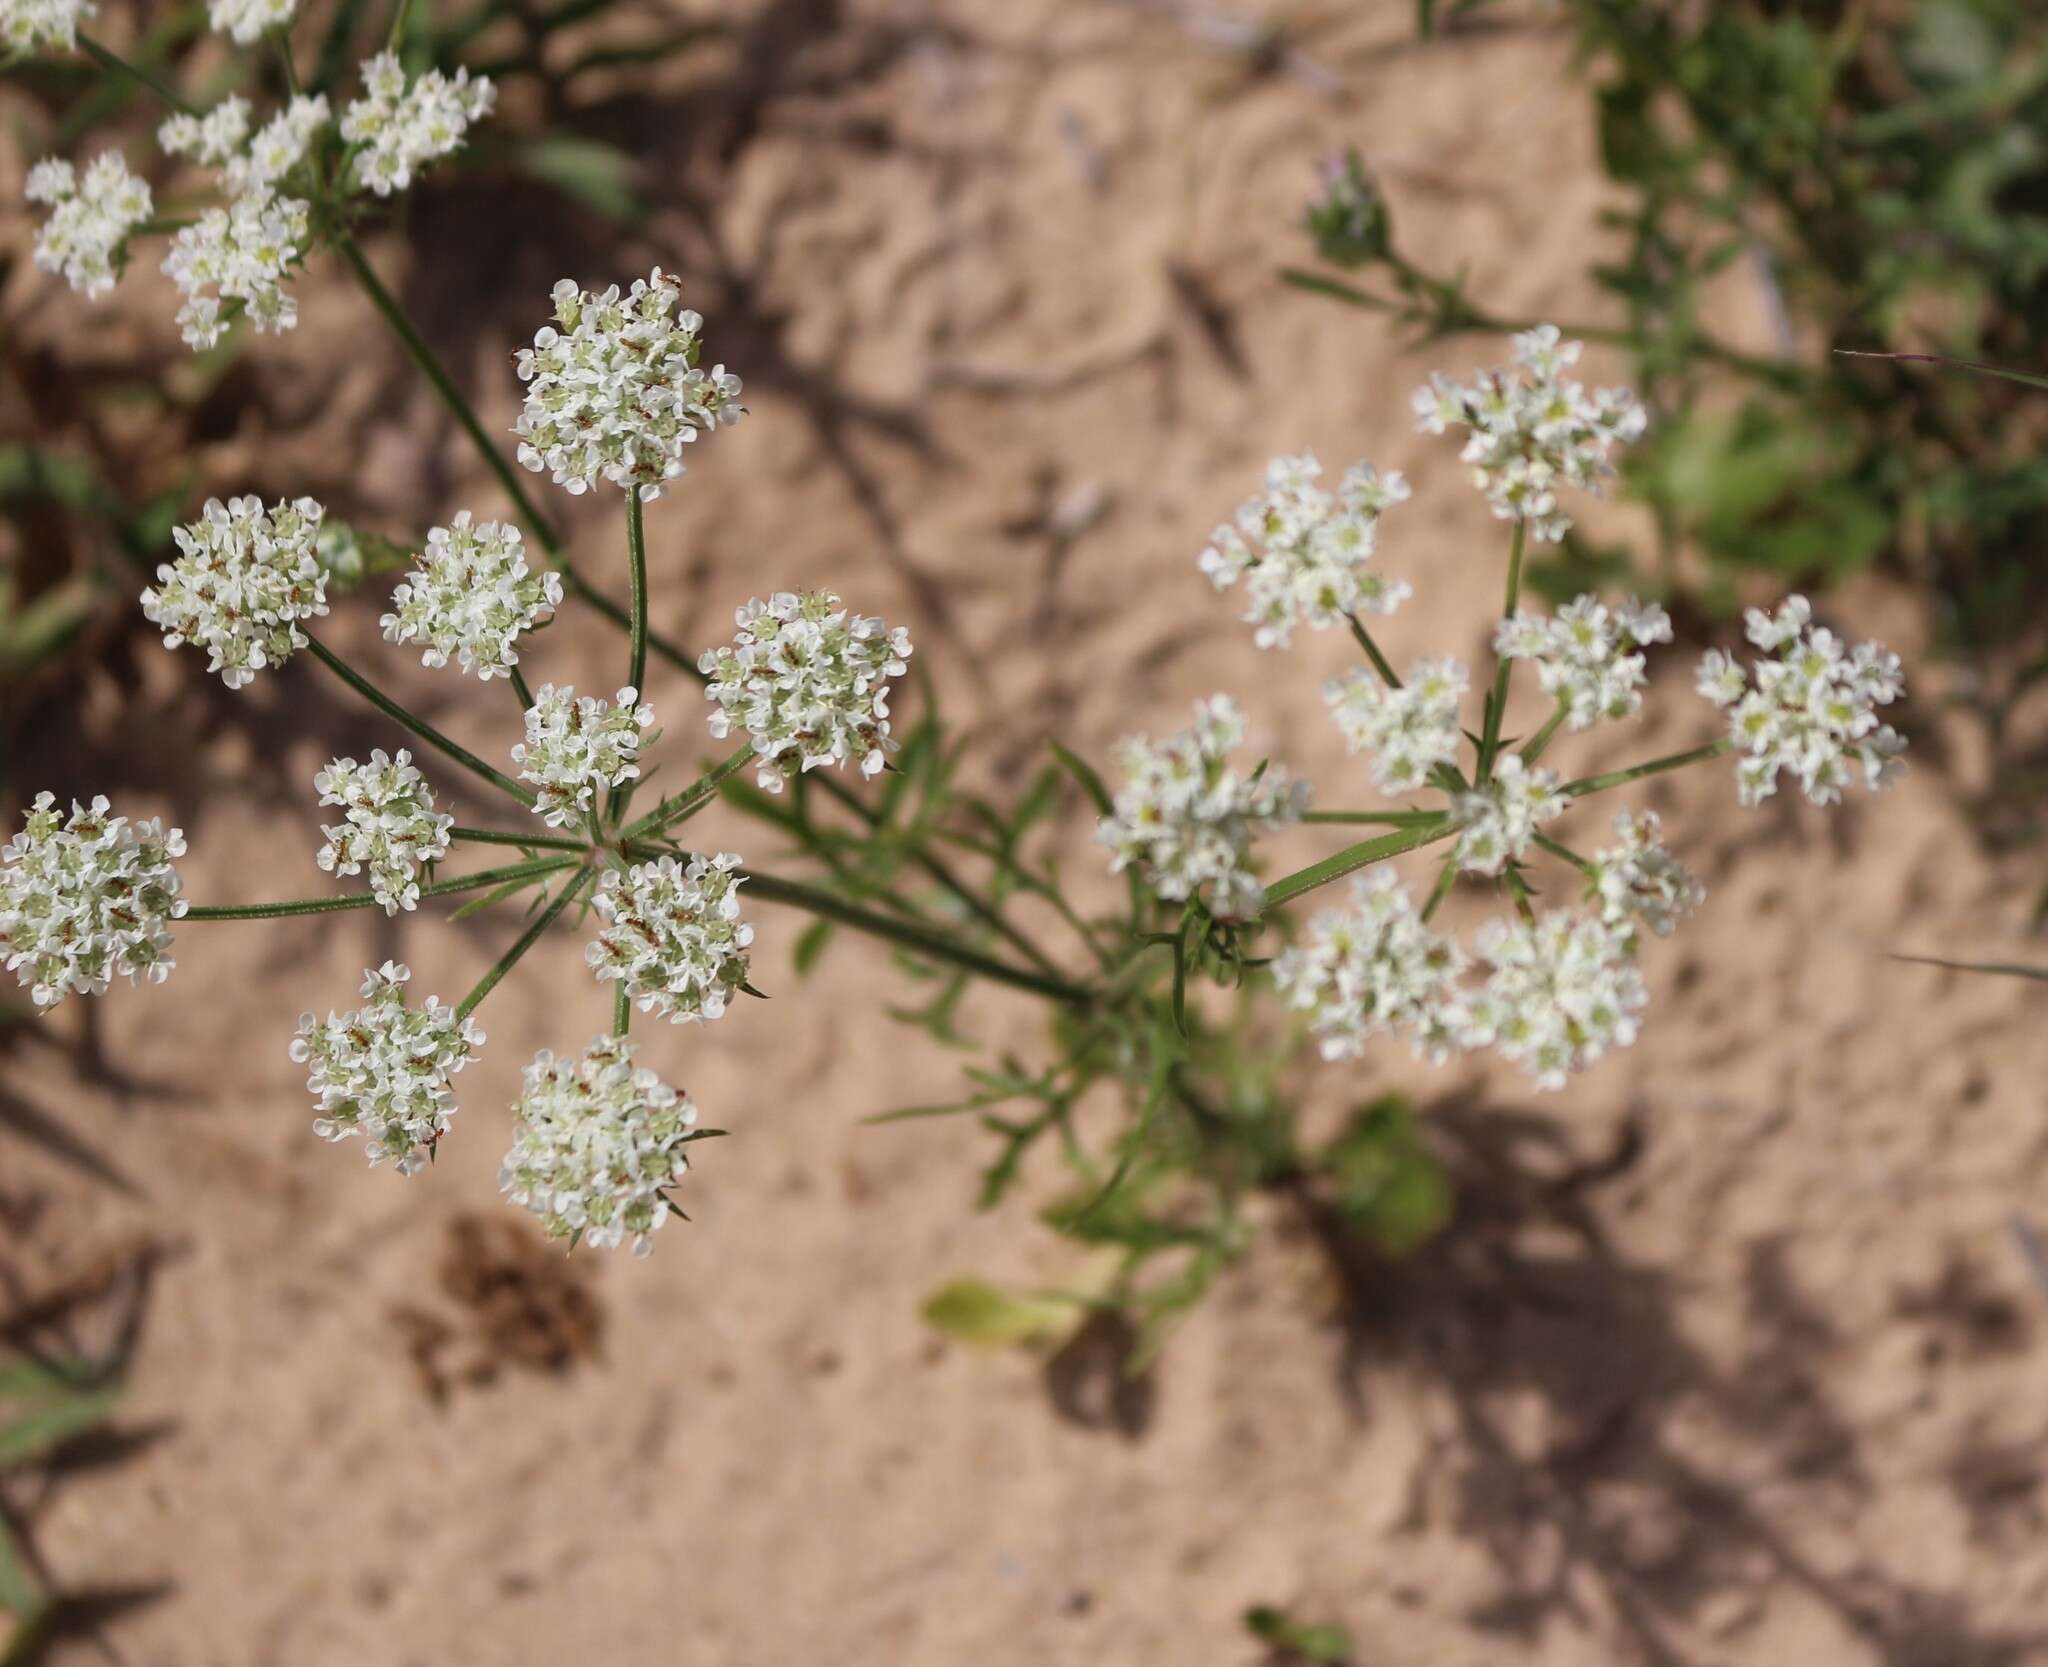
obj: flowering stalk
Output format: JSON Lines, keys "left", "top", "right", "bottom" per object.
{"left": 1562, "top": 738, "right": 1735, "bottom": 799}
{"left": 618, "top": 745, "right": 756, "bottom": 844}
{"left": 1475, "top": 521, "right": 1526, "bottom": 783}
{"left": 186, "top": 856, "right": 576, "bottom": 920}
{"left": 1346, "top": 613, "right": 1401, "bottom": 689}
{"left": 454, "top": 866, "right": 592, "bottom": 1022}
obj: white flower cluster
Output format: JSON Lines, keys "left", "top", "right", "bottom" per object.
{"left": 1413, "top": 325, "right": 1646, "bottom": 542}
{"left": 339, "top": 51, "right": 494, "bottom": 197}
{"left": 514, "top": 270, "right": 744, "bottom": 499}
{"left": 141, "top": 495, "right": 328, "bottom": 686}
{"left": 1273, "top": 868, "right": 1468, "bottom": 1063}
{"left": 513, "top": 684, "right": 655, "bottom": 828}
{"left": 1452, "top": 754, "right": 1563, "bottom": 875}
{"left": 700, "top": 591, "right": 913, "bottom": 793}
{"left": 1326, "top": 656, "right": 1466, "bottom": 795}
{"left": 1496, "top": 594, "right": 1672, "bottom": 730}
{"left": 381, "top": 512, "right": 560, "bottom": 680}
{"left": 1466, "top": 911, "right": 1646, "bottom": 1092}
{"left": 1097, "top": 695, "right": 1306, "bottom": 921}
{"left": 1698, "top": 595, "right": 1907, "bottom": 807}
{"left": 291, "top": 962, "right": 482, "bottom": 1174}
{"left": 500, "top": 1036, "right": 700, "bottom": 1255}
{"left": 314, "top": 750, "right": 453, "bottom": 914}
{"left": 159, "top": 96, "right": 252, "bottom": 166}
{"left": 234, "top": 94, "right": 329, "bottom": 194}
{"left": 587, "top": 854, "right": 753, "bottom": 1025}
{"left": 1198, "top": 452, "right": 1411, "bottom": 649}
{"left": 1, "top": 794, "right": 186, "bottom": 1009}
{"left": 207, "top": 0, "right": 293, "bottom": 44}
{"left": 26, "top": 152, "right": 151, "bottom": 299}
{"left": 1586, "top": 809, "right": 1703, "bottom": 940}
{"left": 3, "top": 0, "right": 93, "bottom": 54}
{"left": 162, "top": 188, "right": 312, "bottom": 349}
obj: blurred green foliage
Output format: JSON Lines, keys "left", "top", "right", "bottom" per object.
{"left": 0, "top": 1357, "right": 123, "bottom": 1667}
{"left": 1296, "top": 0, "right": 2048, "bottom": 722}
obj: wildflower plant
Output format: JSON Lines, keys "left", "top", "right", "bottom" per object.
{"left": 6, "top": 14, "right": 1912, "bottom": 1342}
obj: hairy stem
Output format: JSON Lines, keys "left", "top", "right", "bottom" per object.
{"left": 1476, "top": 520, "right": 1526, "bottom": 784}
{"left": 186, "top": 856, "right": 576, "bottom": 919}
{"left": 1346, "top": 613, "right": 1402, "bottom": 689}
{"left": 1261, "top": 819, "right": 1456, "bottom": 912}
{"left": 304, "top": 634, "right": 535, "bottom": 807}
{"left": 450, "top": 825, "right": 585, "bottom": 853}
{"left": 624, "top": 491, "right": 649, "bottom": 697}
{"left": 1562, "top": 738, "right": 1734, "bottom": 799}
{"left": 1301, "top": 809, "right": 1440, "bottom": 826}
{"left": 455, "top": 867, "right": 592, "bottom": 1021}
{"left": 618, "top": 745, "right": 756, "bottom": 843}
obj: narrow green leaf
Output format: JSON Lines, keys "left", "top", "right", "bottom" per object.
{"left": 919, "top": 1278, "right": 1073, "bottom": 1347}
{"left": 0, "top": 1387, "right": 121, "bottom": 1469}
{"left": 1049, "top": 741, "right": 1114, "bottom": 817}
{"left": 1891, "top": 952, "right": 2048, "bottom": 982}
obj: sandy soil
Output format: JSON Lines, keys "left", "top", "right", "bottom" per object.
{"left": 6, "top": 3, "right": 2048, "bottom": 1663}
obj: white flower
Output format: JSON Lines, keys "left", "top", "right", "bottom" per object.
{"left": 500, "top": 1036, "right": 702, "bottom": 1255}
{"left": 1412, "top": 325, "right": 1646, "bottom": 542}
{"left": 1097, "top": 694, "right": 1307, "bottom": 920}
{"left": 0, "top": 793, "right": 186, "bottom": 1009}
{"left": 158, "top": 96, "right": 252, "bottom": 166}
{"left": 1273, "top": 868, "right": 1470, "bottom": 1063}
{"left": 1198, "top": 451, "right": 1410, "bottom": 648}
{"left": 207, "top": 0, "right": 292, "bottom": 44}
{"left": 1, "top": 0, "right": 94, "bottom": 54}
{"left": 699, "top": 590, "right": 913, "bottom": 792}
{"left": 26, "top": 152, "right": 152, "bottom": 299}
{"left": 141, "top": 494, "right": 328, "bottom": 686}
{"left": 232, "top": 94, "right": 330, "bottom": 194}
{"left": 160, "top": 188, "right": 311, "bottom": 349}
{"left": 290, "top": 962, "right": 481, "bottom": 1174}
{"left": 587, "top": 853, "right": 753, "bottom": 1025}
{"left": 512, "top": 684, "right": 655, "bottom": 828}
{"left": 1585, "top": 809, "right": 1703, "bottom": 940}
{"left": 1325, "top": 656, "right": 1466, "bottom": 795}
{"left": 1464, "top": 910, "right": 1646, "bottom": 1091}
{"left": 1701, "top": 594, "right": 1907, "bottom": 807}
{"left": 1495, "top": 593, "right": 1671, "bottom": 730}
{"left": 1452, "top": 753, "right": 1563, "bottom": 875}
{"left": 381, "top": 512, "right": 560, "bottom": 680}
{"left": 514, "top": 269, "right": 744, "bottom": 499}
{"left": 314, "top": 750, "right": 453, "bottom": 914}
{"left": 339, "top": 51, "right": 494, "bottom": 197}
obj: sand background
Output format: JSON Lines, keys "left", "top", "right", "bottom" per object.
{"left": 6, "top": 3, "right": 2048, "bottom": 1663}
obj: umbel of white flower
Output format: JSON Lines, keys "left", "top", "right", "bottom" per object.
{"left": 1199, "top": 452, "right": 1411, "bottom": 649}
{"left": 339, "top": 51, "right": 494, "bottom": 197}
{"left": 26, "top": 152, "right": 151, "bottom": 299}
{"left": 142, "top": 495, "right": 328, "bottom": 687}
{"left": 0, "top": 793, "right": 186, "bottom": 1009}
{"left": 700, "top": 591, "right": 913, "bottom": 792}
{"left": 1586, "top": 809, "right": 1703, "bottom": 942}
{"left": 381, "top": 512, "right": 560, "bottom": 680}
{"left": 162, "top": 93, "right": 328, "bottom": 197}
{"left": 514, "top": 268, "right": 744, "bottom": 499}
{"left": 159, "top": 96, "right": 253, "bottom": 166}
{"left": 1326, "top": 655, "right": 1467, "bottom": 795}
{"left": 1097, "top": 694, "right": 1307, "bottom": 921}
{"left": 314, "top": 750, "right": 454, "bottom": 915}
{"left": 207, "top": 0, "right": 293, "bottom": 45}
{"left": 1, "top": 0, "right": 93, "bottom": 54}
{"left": 1451, "top": 753, "right": 1564, "bottom": 876}
{"left": 291, "top": 962, "right": 482, "bottom": 1174}
{"left": 1698, "top": 594, "right": 1907, "bottom": 807}
{"left": 1464, "top": 910, "right": 1647, "bottom": 1092}
{"left": 587, "top": 853, "right": 754, "bottom": 1025}
{"left": 1273, "top": 868, "right": 1470, "bottom": 1064}
{"left": 1496, "top": 594, "right": 1672, "bottom": 731}
{"left": 161, "top": 188, "right": 312, "bottom": 350}
{"left": 500, "top": 1036, "right": 700, "bottom": 1255}
{"left": 513, "top": 684, "right": 655, "bottom": 828}
{"left": 1413, "top": 324, "right": 1647, "bottom": 543}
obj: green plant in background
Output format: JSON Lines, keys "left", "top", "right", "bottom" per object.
{"left": 1296, "top": 0, "right": 2048, "bottom": 733}
{"left": 0, "top": 1356, "right": 123, "bottom": 1667}
{"left": 1244, "top": 1603, "right": 1356, "bottom": 1667}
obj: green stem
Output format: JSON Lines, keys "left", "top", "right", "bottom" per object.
{"left": 619, "top": 745, "right": 756, "bottom": 842}
{"left": 737, "top": 869, "right": 1093, "bottom": 1007}
{"left": 304, "top": 634, "right": 536, "bottom": 807}
{"left": 1346, "top": 613, "right": 1402, "bottom": 689}
{"left": 456, "top": 867, "right": 592, "bottom": 1020}
{"left": 1520, "top": 700, "right": 1568, "bottom": 766}
{"left": 1301, "top": 809, "right": 1440, "bottom": 826}
{"left": 508, "top": 665, "right": 535, "bottom": 712}
{"left": 1534, "top": 831, "right": 1596, "bottom": 874}
{"left": 1419, "top": 854, "right": 1459, "bottom": 924}
{"left": 1476, "top": 520, "right": 1526, "bottom": 784}
{"left": 386, "top": 0, "right": 414, "bottom": 49}
{"left": 1259, "top": 820, "right": 1455, "bottom": 913}
{"left": 1562, "top": 738, "right": 1734, "bottom": 799}
{"left": 613, "top": 982, "right": 631, "bottom": 1036}
{"left": 625, "top": 491, "right": 649, "bottom": 696}
{"left": 77, "top": 34, "right": 195, "bottom": 114}
{"left": 1504, "top": 866, "right": 1537, "bottom": 924}
{"left": 331, "top": 230, "right": 563, "bottom": 552}
{"left": 450, "top": 824, "right": 585, "bottom": 853}
{"left": 186, "top": 856, "right": 576, "bottom": 920}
